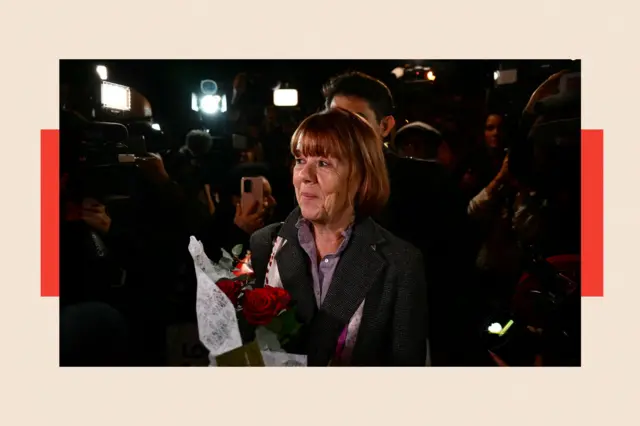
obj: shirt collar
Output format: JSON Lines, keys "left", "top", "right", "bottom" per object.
{"left": 295, "top": 217, "right": 354, "bottom": 258}
{"left": 295, "top": 216, "right": 354, "bottom": 238}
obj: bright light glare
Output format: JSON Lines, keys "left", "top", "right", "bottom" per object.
{"left": 488, "top": 323, "right": 503, "bottom": 334}
{"left": 201, "top": 95, "right": 222, "bottom": 114}
{"left": 221, "top": 94, "right": 228, "bottom": 113}
{"left": 96, "top": 65, "right": 108, "bottom": 80}
{"left": 191, "top": 93, "right": 199, "bottom": 112}
{"left": 101, "top": 82, "right": 131, "bottom": 111}
{"left": 151, "top": 123, "right": 161, "bottom": 131}
{"left": 273, "top": 89, "right": 298, "bottom": 107}
{"left": 391, "top": 67, "right": 405, "bottom": 78}
{"left": 426, "top": 70, "right": 436, "bottom": 81}
{"left": 493, "top": 71, "right": 500, "bottom": 81}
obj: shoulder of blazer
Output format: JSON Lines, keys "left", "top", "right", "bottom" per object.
{"left": 374, "top": 220, "right": 424, "bottom": 266}
{"left": 250, "top": 222, "right": 283, "bottom": 258}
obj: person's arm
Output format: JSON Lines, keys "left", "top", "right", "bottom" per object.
{"left": 467, "top": 155, "right": 511, "bottom": 220}
{"left": 392, "top": 248, "right": 428, "bottom": 366}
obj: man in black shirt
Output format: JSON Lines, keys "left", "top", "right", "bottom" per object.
{"left": 322, "top": 72, "right": 480, "bottom": 365}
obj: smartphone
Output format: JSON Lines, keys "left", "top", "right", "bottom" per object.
{"left": 241, "top": 176, "right": 263, "bottom": 213}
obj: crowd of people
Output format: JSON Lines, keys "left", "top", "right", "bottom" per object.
{"left": 59, "top": 67, "right": 581, "bottom": 366}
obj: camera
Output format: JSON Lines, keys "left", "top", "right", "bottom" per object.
{"left": 60, "top": 108, "right": 149, "bottom": 203}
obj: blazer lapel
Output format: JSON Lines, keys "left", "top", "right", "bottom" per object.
{"left": 274, "top": 209, "right": 317, "bottom": 324}
{"left": 307, "top": 217, "right": 387, "bottom": 366}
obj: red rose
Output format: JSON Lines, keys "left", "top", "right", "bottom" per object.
{"left": 216, "top": 279, "right": 244, "bottom": 305}
{"left": 242, "top": 287, "right": 291, "bottom": 326}
{"left": 271, "top": 287, "right": 291, "bottom": 313}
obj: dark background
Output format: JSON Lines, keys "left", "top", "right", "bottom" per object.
{"left": 60, "top": 59, "right": 577, "bottom": 144}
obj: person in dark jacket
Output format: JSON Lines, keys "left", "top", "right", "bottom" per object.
{"left": 322, "top": 72, "right": 481, "bottom": 365}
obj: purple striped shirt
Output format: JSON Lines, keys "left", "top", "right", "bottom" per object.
{"left": 296, "top": 217, "right": 353, "bottom": 362}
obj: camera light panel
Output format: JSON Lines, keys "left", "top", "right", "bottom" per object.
{"left": 200, "top": 94, "right": 222, "bottom": 114}
{"left": 101, "top": 81, "right": 131, "bottom": 111}
{"left": 273, "top": 89, "right": 298, "bottom": 107}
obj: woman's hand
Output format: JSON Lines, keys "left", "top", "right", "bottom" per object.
{"left": 485, "top": 155, "right": 514, "bottom": 197}
{"left": 234, "top": 201, "right": 265, "bottom": 235}
{"left": 80, "top": 198, "right": 112, "bottom": 235}
{"left": 495, "top": 154, "right": 511, "bottom": 184}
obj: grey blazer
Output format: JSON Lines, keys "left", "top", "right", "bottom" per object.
{"left": 250, "top": 207, "right": 428, "bottom": 366}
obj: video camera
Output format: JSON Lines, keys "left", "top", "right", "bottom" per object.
{"left": 60, "top": 108, "right": 151, "bottom": 204}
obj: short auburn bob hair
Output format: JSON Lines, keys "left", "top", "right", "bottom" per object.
{"left": 290, "top": 108, "right": 390, "bottom": 217}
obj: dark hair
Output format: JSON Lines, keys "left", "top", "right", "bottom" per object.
{"left": 485, "top": 111, "right": 505, "bottom": 119}
{"left": 322, "top": 71, "right": 394, "bottom": 122}
{"left": 185, "top": 130, "right": 213, "bottom": 156}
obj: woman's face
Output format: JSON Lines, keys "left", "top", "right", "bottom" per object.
{"left": 484, "top": 114, "right": 504, "bottom": 149}
{"left": 293, "top": 151, "right": 357, "bottom": 224}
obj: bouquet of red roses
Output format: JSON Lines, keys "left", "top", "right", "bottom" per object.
{"left": 189, "top": 237, "right": 305, "bottom": 366}
{"left": 215, "top": 276, "right": 302, "bottom": 346}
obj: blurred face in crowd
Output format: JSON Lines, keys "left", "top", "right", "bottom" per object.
{"left": 484, "top": 114, "right": 504, "bottom": 150}
{"left": 329, "top": 95, "right": 394, "bottom": 140}
{"left": 261, "top": 178, "right": 277, "bottom": 218}
{"left": 265, "top": 106, "right": 278, "bottom": 122}
{"left": 238, "top": 148, "right": 257, "bottom": 164}
{"left": 233, "top": 74, "right": 247, "bottom": 94}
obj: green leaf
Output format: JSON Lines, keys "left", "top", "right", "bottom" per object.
{"left": 232, "top": 244, "right": 243, "bottom": 257}
{"left": 277, "top": 309, "right": 300, "bottom": 337}
{"left": 265, "top": 316, "right": 283, "bottom": 334}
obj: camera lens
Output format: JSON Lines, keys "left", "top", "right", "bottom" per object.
{"left": 243, "top": 180, "right": 252, "bottom": 193}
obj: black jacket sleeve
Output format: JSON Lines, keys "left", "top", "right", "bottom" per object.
{"left": 392, "top": 247, "right": 428, "bottom": 366}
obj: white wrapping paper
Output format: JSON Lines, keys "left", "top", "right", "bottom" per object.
{"left": 189, "top": 236, "right": 308, "bottom": 367}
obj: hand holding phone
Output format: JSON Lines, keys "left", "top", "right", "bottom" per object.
{"left": 240, "top": 177, "right": 263, "bottom": 213}
{"left": 234, "top": 200, "right": 264, "bottom": 235}
{"left": 80, "top": 198, "right": 112, "bottom": 234}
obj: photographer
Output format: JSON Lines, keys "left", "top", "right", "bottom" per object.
{"left": 60, "top": 108, "right": 204, "bottom": 365}
{"left": 199, "top": 163, "right": 278, "bottom": 261}
{"left": 163, "top": 130, "right": 216, "bottom": 217}
{"left": 482, "top": 70, "right": 581, "bottom": 366}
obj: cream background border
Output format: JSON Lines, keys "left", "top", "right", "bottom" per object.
{"left": 0, "top": 0, "right": 638, "bottom": 424}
